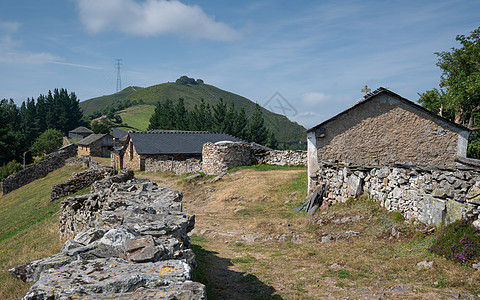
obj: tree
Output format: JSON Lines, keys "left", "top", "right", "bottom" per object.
{"left": 421, "top": 26, "right": 480, "bottom": 129}
{"left": 91, "top": 118, "right": 110, "bottom": 134}
{"left": 31, "top": 129, "right": 63, "bottom": 156}
{"left": 247, "top": 104, "right": 269, "bottom": 145}
{"left": 266, "top": 131, "right": 278, "bottom": 149}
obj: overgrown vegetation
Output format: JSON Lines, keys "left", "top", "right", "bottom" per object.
{"left": 429, "top": 219, "right": 480, "bottom": 264}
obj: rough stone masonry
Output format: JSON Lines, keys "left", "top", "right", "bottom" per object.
{"left": 9, "top": 174, "right": 205, "bottom": 299}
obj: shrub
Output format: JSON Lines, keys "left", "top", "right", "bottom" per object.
{"left": 428, "top": 219, "right": 480, "bottom": 264}
{"left": 0, "top": 160, "right": 22, "bottom": 181}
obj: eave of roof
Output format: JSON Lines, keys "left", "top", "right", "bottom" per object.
{"left": 77, "top": 133, "right": 109, "bottom": 146}
{"left": 307, "top": 87, "right": 470, "bottom": 133}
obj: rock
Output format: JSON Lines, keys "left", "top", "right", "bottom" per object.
{"left": 472, "top": 261, "right": 480, "bottom": 270}
{"left": 417, "top": 260, "right": 434, "bottom": 269}
{"left": 22, "top": 258, "right": 193, "bottom": 299}
{"left": 348, "top": 175, "right": 363, "bottom": 197}
{"left": 328, "top": 263, "right": 344, "bottom": 269}
{"left": 473, "top": 219, "right": 480, "bottom": 231}
{"left": 467, "top": 181, "right": 480, "bottom": 204}
{"left": 321, "top": 236, "right": 332, "bottom": 243}
{"left": 8, "top": 253, "right": 74, "bottom": 282}
{"left": 418, "top": 196, "right": 446, "bottom": 227}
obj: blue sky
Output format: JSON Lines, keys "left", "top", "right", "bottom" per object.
{"left": 1, "top": 0, "right": 479, "bottom": 129}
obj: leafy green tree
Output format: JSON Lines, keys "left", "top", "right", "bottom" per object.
{"left": 31, "top": 129, "right": 63, "bottom": 156}
{"left": 91, "top": 118, "right": 110, "bottom": 134}
{"left": 421, "top": 26, "right": 480, "bottom": 129}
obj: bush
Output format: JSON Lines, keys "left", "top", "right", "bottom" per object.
{"left": 428, "top": 219, "right": 480, "bottom": 264}
{"left": 0, "top": 160, "right": 22, "bottom": 181}
{"left": 31, "top": 129, "right": 63, "bottom": 156}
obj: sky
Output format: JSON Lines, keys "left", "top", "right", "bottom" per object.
{"left": 1, "top": 0, "right": 479, "bottom": 129}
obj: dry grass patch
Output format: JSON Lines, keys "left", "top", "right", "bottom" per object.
{"left": 140, "top": 166, "right": 480, "bottom": 299}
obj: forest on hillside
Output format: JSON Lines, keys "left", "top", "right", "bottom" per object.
{"left": 0, "top": 89, "right": 85, "bottom": 179}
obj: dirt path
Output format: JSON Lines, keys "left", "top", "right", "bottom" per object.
{"left": 139, "top": 169, "right": 480, "bottom": 299}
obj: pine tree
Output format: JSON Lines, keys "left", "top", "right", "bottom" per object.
{"left": 247, "top": 104, "right": 269, "bottom": 145}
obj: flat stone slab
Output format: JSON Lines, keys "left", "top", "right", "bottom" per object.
{"left": 23, "top": 258, "right": 192, "bottom": 299}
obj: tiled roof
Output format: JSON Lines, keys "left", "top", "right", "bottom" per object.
{"left": 69, "top": 126, "right": 93, "bottom": 134}
{"left": 129, "top": 131, "right": 244, "bottom": 155}
{"left": 78, "top": 134, "right": 109, "bottom": 146}
{"left": 307, "top": 87, "right": 470, "bottom": 133}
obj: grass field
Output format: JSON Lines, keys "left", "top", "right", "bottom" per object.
{"left": 0, "top": 165, "right": 84, "bottom": 300}
{"left": 117, "top": 104, "right": 155, "bottom": 132}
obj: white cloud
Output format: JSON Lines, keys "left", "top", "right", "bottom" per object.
{"left": 0, "top": 22, "right": 20, "bottom": 33}
{"left": 75, "top": 0, "right": 240, "bottom": 41}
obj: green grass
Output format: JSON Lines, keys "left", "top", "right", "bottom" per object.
{"left": 0, "top": 165, "right": 84, "bottom": 243}
{"left": 117, "top": 104, "right": 155, "bottom": 132}
{"left": 231, "top": 254, "right": 257, "bottom": 264}
{"left": 228, "top": 163, "right": 306, "bottom": 173}
{"left": 0, "top": 165, "right": 86, "bottom": 300}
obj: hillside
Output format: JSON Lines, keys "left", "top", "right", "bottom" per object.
{"left": 0, "top": 165, "right": 85, "bottom": 300}
{"left": 79, "top": 80, "right": 306, "bottom": 145}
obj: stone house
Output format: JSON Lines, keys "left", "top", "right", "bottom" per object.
{"left": 77, "top": 134, "right": 113, "bottom": 157}
{"left": 307, "top": 87, "right": 470, "bottom": 191}
{"left": 113, "top": 131, "right": 243, "bottom": 171}
{"left": 68, "top": 126, "right": 93, "bottom": 140}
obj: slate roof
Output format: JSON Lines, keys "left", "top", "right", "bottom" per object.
{"left": 69, "top": 126, "right": 93, "bottom": 134}
{"left": 129, "top": 131, "right": 244, "bottom": 155}
{"left": 112, "top": 128, "right": 128, "bottom": 139}
{"left": 307, "top": 87, "right": 470, "bottom": 133}
{"left": 78, "top": 134, "right": 110, "bottom": 146}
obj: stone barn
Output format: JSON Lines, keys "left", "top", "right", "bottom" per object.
{"left": 77, "top": 133, "right": 113, "bottom": 157}
{"left": 307, "top": 87, "right": 470, "bottom": 190}
{"left": 116, "top": 131, "right": 243, "bottom": 171}
{"left": 68, "top": 126, "right": 93, "bottom": 140}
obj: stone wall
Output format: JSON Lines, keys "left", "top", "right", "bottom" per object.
{"left": 313, "top": 94, "right": 466, "bottom": 167}
{"left": 310, "top": 161, "right": 480, "bottom": 226}
{"left": 145, "top": 157, "right": 202, "bottom": 175}
{"left": 123, "top": 140, "right": 142, "bottom": 170}
{"left": 202, "top": 142, "right": 254, "bottom": 175}
{"left": 50, "top": 168, "right": 119, "bottom": 202}
{"left": 259, "top": 150, "right": 307, "bottom": 166}
{"left": 9, "top": 174, "right": 205, "bottom": 299}
{"left": 1, "top": 144, "right": 77, "bottom": 194}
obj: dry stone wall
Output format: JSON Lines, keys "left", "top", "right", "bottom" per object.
{"left": 1, "top": 144, "right": 77, "bottom": 194}
{"left": 202, "top": 142, "right": 254, "bottom": 175}
{"left": 10, "top": 174, "right": 205, "bottom": 299}
{"left": 259, "top": 150, "right": 306, "bottom": 166}
{"left": 145, "top": 157, "right": 202, "bottom": 175}
{"left": 50, "top": 168, "right": 128, "bottom": 202}
{"left": 311, "top": 161, "right": 480, "bottom": 227}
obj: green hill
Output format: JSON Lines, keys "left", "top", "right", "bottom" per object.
{"left": 79, "top": 79, "right": 306, "bottom": 145}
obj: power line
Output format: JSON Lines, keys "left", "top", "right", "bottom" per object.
{"left": 116, "top": 59, "right": 122, "bottom": 92}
